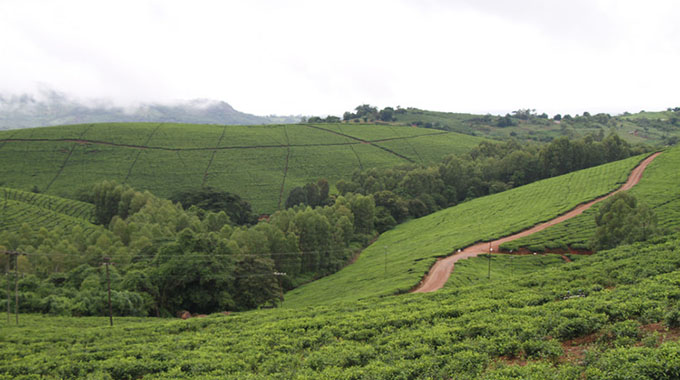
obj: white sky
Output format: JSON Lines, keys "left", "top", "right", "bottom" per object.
{"left": 1, "top": 0, "right": 679, "bottom": 116}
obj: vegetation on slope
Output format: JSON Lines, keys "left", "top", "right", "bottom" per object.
{"left": 312, "top": 104, "right": 680, "bottom": 146}
{"left": 501, "top": 145, "right": 680, "bottom": 252}
{"left": 0, "top": 187, "right": 96, "bottom": 234}
{"left": 310, "top": 134, "right": 643, "bottom": 232}
{"left": 0, "top": 179, "right": 385, "bottom": 314}
{"left": 283, "top": 154, "right": 646, "bottom": 307}
{"left": 0, "top": 122, "right": 484, "bottom": 213}
{"left": 3, "top": 234, "right": 680, "bottom": 379}
{"left": 390, "top": 106, "right": 680, "bottom": 146}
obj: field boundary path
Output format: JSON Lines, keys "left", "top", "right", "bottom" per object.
{"left": 305, "top": 124, "right": 417, "bottom": 163}
{"left": 277, "top": 126, "right": 292, "bottom": 210}
{"left": 44, "top": 124, "right": 94, "bottom": 192}
{"left": 412, "top": 152, "right": 662, "bottom": 293}
{"left": 0, "top": 133, "right": 448, "bottom": 152}
{"left": 124, "top": 124, "right": 162, "bottom": 183}
{"left": 201, "top": 125, "right": 228, "bottom": 187}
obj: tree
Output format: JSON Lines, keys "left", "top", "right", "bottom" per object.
{"left": 591, "top": 192, "right": 658, "bottom": 251}
{"left": 153, "top": 229, "right": 236, "bottom": 314}
{"left": 378, "top": 107, "right": 394, "bottom": 122}
{"left": 171, "top": 188, "right": 256, "bottom": 225}
{"left": 232, "top": 255, "right": 283, "bottom": 310}
{"left": 354, "top": 104, "right": 378, "bottom": 119}
{"left": 497, "top": 114, "right": 516, "bottom": 127}
{"left": 285, "top": 187, "right": 307, "bottom": 208}
{"left": 349, "top": 194, "right": 375, "bottom": 235}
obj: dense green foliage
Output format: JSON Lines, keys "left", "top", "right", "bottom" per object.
{"left": 590, "top": 192, "right": 658, "bottom": 250}
{"left": 332, "top": 134, "right": 643, "bottom": 230}
{"left": 0, "top": 122, "right": 484, "bottom": 213}
{"left": 3, "top": 234, "right": 680, "bottom": 379}
{"left": 283, "top": 155, "right": 644, "bottom": 307}
{"left": 390, "top": 106, "right": 680, "bottom": 145}
{"left": 502, "top": 145, "right": 680, "bottom": 252}
{"left": 0, "top": 182, "right": 378, "bottom": 315}
{"left": 170, "top": 187, "right": 257, "bottom": 225}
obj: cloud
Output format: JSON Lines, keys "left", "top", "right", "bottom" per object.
{"left": 0, "top": 0, "right": 678, "bottom": 116}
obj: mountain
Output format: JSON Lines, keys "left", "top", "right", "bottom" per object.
{"left": 0, "top": 90, "right": 301, "bottom": 129}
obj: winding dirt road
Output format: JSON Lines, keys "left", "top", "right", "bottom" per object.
{"left": 412, "top": 152, "right": 661, "bottom": 293}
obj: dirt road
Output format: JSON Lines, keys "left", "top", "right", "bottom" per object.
{"left": 412, "top": 152, "right": 661, "bottom": 293}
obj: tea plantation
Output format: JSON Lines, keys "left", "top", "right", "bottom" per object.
{"left": 501, "top": 145, "right": 680, "bottom": 252}
{"left": 0, "top": 123, "right": 484, "bottom": 213}
{"left": 3, "top": 234, "right": 680, "bottom": 379}
{"left": 0, "top": 187, "right": 97, "bottom": 234}
{"left": 283, "top": 154, "right": 647, "bottom": 307}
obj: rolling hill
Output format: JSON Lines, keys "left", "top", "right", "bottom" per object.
{"left": 3, "top": 137, "right": 680, "bottom": 379}
{"left": 388, "top": 107, "right": 680, "bottom": 146}
{"left": 501, "top": 144, "right": 680, "bottom": 252}
{"left": 0, "top": 122, "right": 485, "bottom": 213}
{"left": 283, "top": 154, "right": 648, "bottom": 307}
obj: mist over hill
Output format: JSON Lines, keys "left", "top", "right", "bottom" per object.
{"left": 0, "top": 90, "right": 301, "bottom": 129}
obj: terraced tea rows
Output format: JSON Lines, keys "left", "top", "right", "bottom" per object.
{"left": 501, "top": 145, "right": 680, "bottom": 252}
{"left": 283, "top": 154, "right": 646, "bottom": 307}
{"left": 3, "top": 234, "right": 680, "bottom": 379}
{"left": 0, "top": 188, "right": 97, "bottom": 234}
{"left": 0, "top": 123, "right": 484, "bottom": 213}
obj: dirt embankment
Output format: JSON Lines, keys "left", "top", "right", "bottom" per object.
{"left": 411, "top": 152, "right": 661, "bottom": 293}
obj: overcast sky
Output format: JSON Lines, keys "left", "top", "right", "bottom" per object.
{"left": 1, "top": 0, "right": 679, "bottom": 116}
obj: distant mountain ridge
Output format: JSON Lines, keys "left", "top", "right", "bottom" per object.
{"left": 0, "top": 90, "right": 301, "bottom": 129}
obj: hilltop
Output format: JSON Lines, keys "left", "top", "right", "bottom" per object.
{"left": 0, "top": 122, "right": 484, "bottom": 213}
{"left": 318, "top": 105, "right": 680, "bottom": 146}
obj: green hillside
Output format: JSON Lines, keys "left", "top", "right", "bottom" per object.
{"left": 0, "top": 187, "right": 97, "bottom": 235}
{"left": 4, "top": 234, "right": 680, "bottom": 379}
{"left": 0, "top": 122, "right": 484, "bottom": 213}
{"left": 501, "top": 145, "right": 680, "bottom": 252}
{"left": 389, "top": 107, "right": 680, "bottom": 145}
{"left": 283, "top": 154, "right": 646, "bottom": 307}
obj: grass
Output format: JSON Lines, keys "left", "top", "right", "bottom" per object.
{"left": 282, "top": 154, "right": 646, "bottom": 307}
{"left": 3, "top": 234, "right": 680, "bottom": 379}
{"left": 501, "top": 145, "right": 680, "bottom": 252}
{"left": 0, "top": 122, "right": 485, "bottom": 213}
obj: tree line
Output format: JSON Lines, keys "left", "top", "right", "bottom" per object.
{"left": 0, "top": 132, "right": 648, "bottom": 317}
{"left": 288, "top": 133, "right": 647, "bottom": 232}
{"left": 0, "top": 181, "right": 377, "bottom": 316}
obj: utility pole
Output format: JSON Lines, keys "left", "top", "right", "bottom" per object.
{"left": 14, "top": 252, "right": 18, "bottom": 324}
{"left": 3, "top": 250, "right": 21, "bottom": 324}
{"left": 488, "top": 243, "right": 492, "bottom": 280}
{"left": 6, "top": 255, "right": 9, "bottom": 323}
{"left": 103, "top": 257, "right": 113, "bottom": 327}
{"left": 384, "top": 246, "right": 388, "bottom": 278}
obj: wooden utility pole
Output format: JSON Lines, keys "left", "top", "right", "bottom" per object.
{"left": 488, "top": 243, "right": 492, "bottom": 280}
{"left": 104, "top": 257, "right": 113, "bottom": 327}
{"left": 14, "top": 253, "right": 18, "bottom": 324}
{"left": 5, "top": 255, "right": 9, "bottom": 323}
{"left": 3, "top": 250, "right": 25, "bottom": 324}
{"left": 384, "top": 246, "right": 388, "bottom": 278}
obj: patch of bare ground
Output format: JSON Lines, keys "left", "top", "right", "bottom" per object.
{"left": 640, "top": 323, "right": 680, "bottom": 345}
{"left": 560, "top": 332, "right": 600, "bottom": 363}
